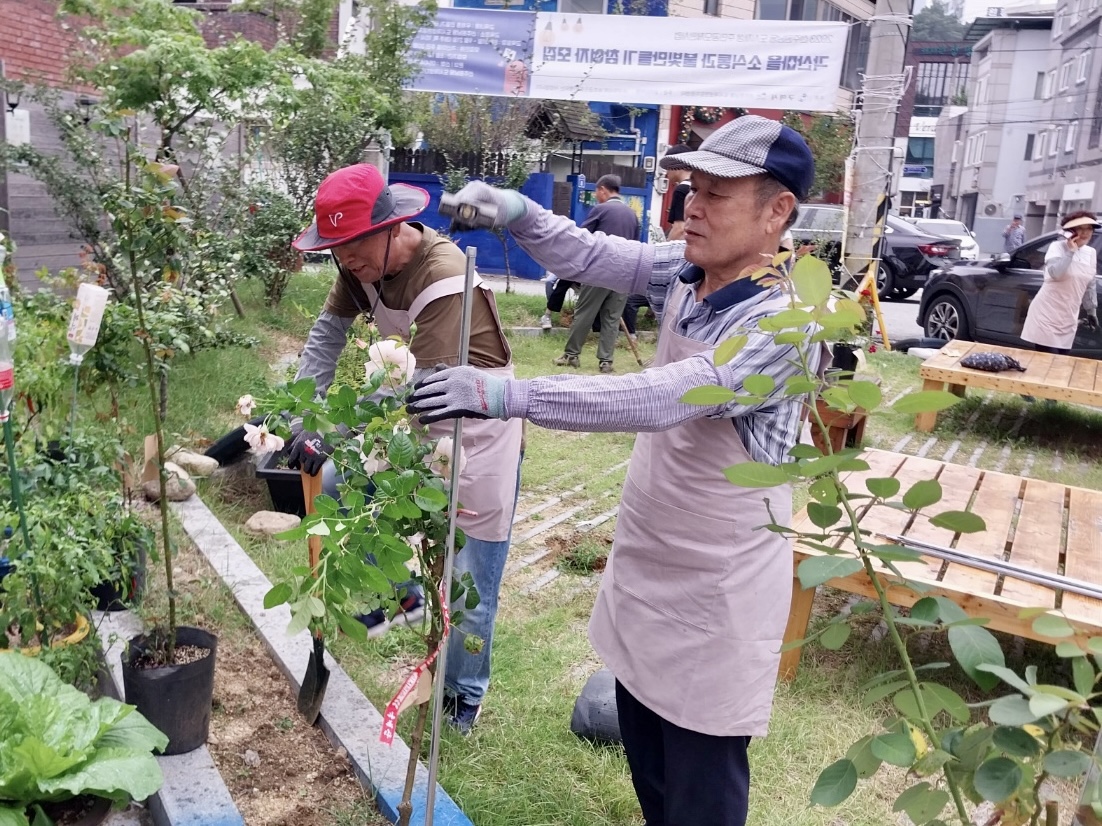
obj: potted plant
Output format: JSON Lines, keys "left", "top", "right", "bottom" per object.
{"left": 0, "top": 652, "right": 167, "bottom": 826}
{"left": 255, "top": 334, "right": 479, "bottom": 825}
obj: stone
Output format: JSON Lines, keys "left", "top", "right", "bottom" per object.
{"left": 142, "top": 462, "right": 196, "bottom": 502}
{"left": 243, "top": 749, "right": 261, "bottom": 768}
{"left": 244, "top": 511, "right": 301, "bottom": 536}
{"left": 169, "top": 448, "right": 220, "bottom": 477}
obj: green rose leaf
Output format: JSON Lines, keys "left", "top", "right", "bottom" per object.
{"left": 845, "top": 735, "right": 883, "bottom": 778}
{"left": 973, "top": 757, "right": 1023, "bottom": 803}
{"left": 948, "top": 624, "right": 1004, "bottom": 690}
{"left": 991, "top": 726, "right": 1041, "bottom": 759}
{"left": 847, "top": 380, "right": 882, "bottom": 411}
{"left": 413, "top": 485, "right": 449, "bottom": 513}
{"left": 791, "top": 254, "right": 833, "bottom": 307}
{"left": 1032, "top": 613, "right": 1076, "bottom": 639}
{"left": 806, "top": 502, "right": 843, "bottom": 529}
{"left": 892, "top": 390, "right": 962, "bottom": 415}
{"left": 263, "top": 583, "right": 293, "bottom": 609}
{"left": 1072, "top": 655, "right": 1095, "bottom": 697}
{"left": 910, "top": 597, "right": 940, "bottom": 624}
{"left": 798, "top": 555, "right": 863, "bottom": 589}
{"left": 713, "top": 334, "right": 748, "bottom": 366}
{"left": 809, "top": 759, "right": 858, "bottom": 807}
{"left": 1028, "top": 692, "right": 1070, "bottom": 719}
{"left": 870, "top": 732, "right": 917, "bottom": 767}
{"left": 865, "top": 476, "right": 900, "bottom": 499}
{"left": 892, "top": 782, "right": 949, "bottom": 823}
{"left": 1043, "top": 749, "right": 1092, "bottom": 778}
{"left": 988, "top": 695, "right": 1041, "bottom": 726}
{"left": 902, "top": 479, "right": 943, "bottom": 510}
{"left": 681, "top": 385, "right": 737, "bottom": 405}
{"left": 744, "top": 374, "right": 776, "bottom": 396}
{"left": 722, "top": 461, "right": 789, "bottom": 488}
{"left": 928, "top": 510, "right": 986, "bottom": 534}
{"left": 820, "top": 622, "right": 851, "bottom": 650}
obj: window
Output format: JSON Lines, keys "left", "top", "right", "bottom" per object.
{"left": 1054, "top": 9, "right": 1064, "bottom": 36}
{"left": 1060, "top": 60, "right": 1073, "bottom": 91}
{"left": 1035, "top": 71, "right": 1046, "bottom": 98}
{"left": 975, "top": 76, "right": 988, "bottom": 104}
{"left": 1025, "top": 133, "right": 1035, "bottom": 159}
{"left": 905, "top": 136, "right": 935, "bottom": 177}
{"left": 1050, "top": 126, "right": 1062, "bottom": 156}
{"left": 965, "top": 132, "right": 987, "bottom": 165}
{"left": 1066, "top": 120, "right": 1080, "bottom": 152}
{"left": 1077, "top": 52, "right": 1090, "bottom": 83}
{"left": 1036, "top": 130, "right": 1049, "bottom": 159}
{"left": 1044, "top": 70, "right": 1056, "bottom": 98}
{"left": 560, "top": 0, "right": 604, "bottom": 12}
{"left": 703, "top": 0, "right": 721, "bottom": 12}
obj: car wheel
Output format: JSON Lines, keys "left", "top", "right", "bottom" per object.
{"left": 891, "top": 287, "right": 918, "bottom": 300}
{"left": 875, "top": 262, "right": 895, "bottom": 297}
{"left": 923, "top": 294, "right": 970, "bottom": 341}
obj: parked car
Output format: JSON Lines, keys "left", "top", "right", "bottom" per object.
{"left": 789, "top": 205, "right": 962, "bottom": 301}
{"left": 905, "top": 217, "right": 980, "bottom": 260}
{"left": 918, "top": 231, "right": 1102, "bottom": 358}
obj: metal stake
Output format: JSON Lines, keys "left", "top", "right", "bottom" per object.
{"left": 424, "top": 246, "right": 477, "bottom": 826}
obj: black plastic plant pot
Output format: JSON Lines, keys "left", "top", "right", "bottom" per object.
{"left": 91, "top": 542, "right": 148, "bottom": 612}
{"left": 255, "top": 449, "right": 306, "bottom": 516}
{"left": 830, "top": 343, "right": 860, "bottom": 375}
{"left": 122, "top": 626, "right": 217, "bottom": 755}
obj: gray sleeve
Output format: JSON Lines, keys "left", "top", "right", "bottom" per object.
{"left": 295, "top": 312, "right": 354, "bottom": 397}
{"left": 510, "top": 199, "right": 656, "bottom": 295}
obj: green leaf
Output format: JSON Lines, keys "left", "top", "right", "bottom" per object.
{"left": 820, "top": 623, "right": 851, "bottom": 650}
{"left": 791, "top": 254, "right": 833, "bottom": 307}
{"left": 387, "top": 431, "right": 417, "bottom": 466}
{"left": 845, "top": 735, "right": 883, "bottom": 778}
{"left": 789, "top": 443, "right": 823, "bottom": 459}
{"left": 928, "top": 510, "right": 986, "bottom": 533}
{"left": 992, "top": 726, "right": 1041, "bottom": 758}
{"left": 892, "top": 390, "right": 962, "bottom": 415}
{"left": 902, "top": 479, "right": 943, "bottom": 510}
{"left": 809, "top": 477, "right": 840, "bottom": 504}
{"left": 1032, "top": 613, "right": 1076, "bottom": 639}
{"left": 723, "top": 461, "right": 789, "bottom": 488}
{"left": 865, "top": 476, "right": 900, "bottom": 498}
{"left": 976, "top": 664, "right": 1034, "bottom": 695}
{"left": 806, "top": 502, "right": 843, "bottom": 529}
{"left": 871, "top": 732, "right": 917, "bottom": 767}
{"left": 988, "top": 695, "right": 1041, "bottom": 726}
{"left": 847, "top": 380, "right": 882, "bottom": 411}
{"left": 1056, "top": 641, "right": 1087, "bottom": 658}
{"left": 864, "top": 679, "right": 910, "bottom": 707}
{"left": 798, "top": 555, "right": 863, "bottom": 589}
{"left": 337, "top": 612, "right": 368, "bottom": 642}
{"left": 892, "top": 782, "right": 949, "bottom": 823}
{"left": 1028, "top": 693, "right": 1070, "bottom": 718}
{"left": 948, "top": 624, "right": 1004, "bottom": 690}
{"left": 784, "top": 377, "right": 818, "bottom": 395}
{"left": 744, "top": 374, "right": 776, "bottom": 396}
{"left": 809, "top": 759, "right": 858, "bottom": 807}
{"left": 923, "top": 683, "right": 971, "bottom": 724}
{"left": 263, "top": 583, "right": 293, "bottom": 609}
{"left": 770, "top": 308, "right": 814, "bottom": 329}
{"left": 910, "top": 597, "right": 940, "bottom": 624}
{"left": 1073, "top": 655, "right": 1096, "bottom": 697}
{"left": 681, "top": 385, "right": 737, "bottom": 405}
{"left": 413, "top": 486, "right": 449, "bottom": 513}
{"left": 1088, "top": 637, "right": 1102, "bottom": 657}
{"left": 1043, "top": 749, "right": 1092, "bottom": 778}
{"left": 973, "top": 757, "right": 1023, "bottom": 803}
{"left": 774, "top": 331, "right": 808, "bottom": 345}
{"left": 713, "top": 334, "right": 748, "bottom": 366}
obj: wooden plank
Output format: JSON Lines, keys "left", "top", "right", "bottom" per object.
{"left": 941, "top": 469, "right": 1023, "bottom": 595}
{"left": 1061, "top": 487, "right": 1102, "bottom": 630}
{"left": 1042, "top": 354, "right": 1075, "bottom": 392}
{"left": 790, "top": 449, "right": 905, "bottom": 539}
{"left": 895, "top": 460, "right": 982, "bottom": 582}
{"left": 1070, "top": 359, "right": 1099, "bottom": 392}
{"left": 1001, "top": 478, "right": 1066, "bottom": 608}
{"left": 921, "top": 345, "right": 1102, "bottom": 405}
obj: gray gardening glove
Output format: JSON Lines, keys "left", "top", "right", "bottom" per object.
{"left": 406, "top": 365, "right": 507, "bottom": 424}
{"left": 449, "top": 182, "right": 528, "bottom": 230}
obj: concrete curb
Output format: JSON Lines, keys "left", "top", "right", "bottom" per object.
{"left": 96, "top": 611, "right": 244, "bottom": 826}
{"left": 170, "top": 495, "right": 472, "bottom": 826}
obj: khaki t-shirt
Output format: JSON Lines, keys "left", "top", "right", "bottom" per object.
{"left": 323, "top": 223, "right": 510, "bottom": 369}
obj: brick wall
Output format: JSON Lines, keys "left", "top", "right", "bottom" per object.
{"left": 0, "top": 0, "right": 79, "bottom": 87}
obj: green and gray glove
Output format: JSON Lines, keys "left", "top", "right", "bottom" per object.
{"left": 406, "top": 365, "right": 507, "bottom": 424}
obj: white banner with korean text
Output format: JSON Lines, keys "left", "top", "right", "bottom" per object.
{"left": 407, "top": 8, "right": 850, "bottom": 112}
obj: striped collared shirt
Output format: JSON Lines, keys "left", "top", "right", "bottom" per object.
{"left": 502, "top": 205, "right": 821, "bottom": 466}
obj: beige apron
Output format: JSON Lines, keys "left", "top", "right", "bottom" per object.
{"left": 362, "top": 275, "right": 522, "bottom": 541}
{"left": 589, "top": 280, "right": 793, "bottom": 737}
{"left": 1021, "top": 241, "right": 1096, "bottom": 350}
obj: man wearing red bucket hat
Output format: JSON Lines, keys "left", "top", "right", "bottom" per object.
{"left": 289, "top": 163, "right": 523, "bottom": 734}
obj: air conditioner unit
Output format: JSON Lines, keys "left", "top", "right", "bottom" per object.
{"left": 983, "top": 202, "right": 1001, "bottom": 217}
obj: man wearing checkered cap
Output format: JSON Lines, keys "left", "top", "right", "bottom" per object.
{"left": 409, "top": 115, "right": 822, "bottom": 824}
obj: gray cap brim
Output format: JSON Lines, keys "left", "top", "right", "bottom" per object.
{"left": 659, "top": 149, "right": 767, "bottom": 181}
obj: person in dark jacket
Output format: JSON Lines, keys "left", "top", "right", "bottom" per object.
{"left": 554, "top": 175, "right": 640, "bottom": 373}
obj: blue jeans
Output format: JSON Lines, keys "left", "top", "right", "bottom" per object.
{"left": 321, "top": 453, "right": 522, "bottom": 706}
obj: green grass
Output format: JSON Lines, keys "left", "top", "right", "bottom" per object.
{"left": 70, "top": 271, "right": 1102, "bottom": 826}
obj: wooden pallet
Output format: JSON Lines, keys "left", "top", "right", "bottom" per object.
{"left": 779, "top": 449, "right": 1102, "bottom": 680}
{"left": 915, "top": 341, "right": 1102, "bottom": 431}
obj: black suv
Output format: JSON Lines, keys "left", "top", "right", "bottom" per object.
{"left": 918, "top": 232, "right": 1102, "bottom": 358}
{"left": 789, "top": 205, "right": 962, "bottom": 301}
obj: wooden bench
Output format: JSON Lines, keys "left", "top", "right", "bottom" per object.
{"left": 779, "top": 449, "right": 1102, "bottom": 680}
{"left": 916, "top": 341, "right": 1102, "bottom": 432}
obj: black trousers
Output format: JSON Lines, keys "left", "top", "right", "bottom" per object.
{"left": 621, "top": 294, "right": 650, "bottom": 336}
{"left": 616, "top": 680, "right": 751, "bottom": 826}
{"left": 545, "top": 278, "right": 576, "bottom": 313}
{"left": 1034, "top": 344, "right": 1070, "bottom": 355}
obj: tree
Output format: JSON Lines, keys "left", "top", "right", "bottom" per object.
{"left": 912, "top": 0, "right": 965, "bottom": 42}
{"left": 782, "top": 112, "right": 854, "bottom": 200}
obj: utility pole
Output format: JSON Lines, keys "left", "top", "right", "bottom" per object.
{"left": 843, "top": 0, "right": 913, "bottom": 300}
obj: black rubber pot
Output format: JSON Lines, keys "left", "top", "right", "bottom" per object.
{"left": 91, "top": 542, "right": 147, "bottom": 612}
{"left": 830, "top": 343, "right": 860, "bottom": 374}
{"left": 255, "top": 448, "right": 305, "bottom": 516}
{"left": 122, "top": 626, "right": 217, "bottom": 755}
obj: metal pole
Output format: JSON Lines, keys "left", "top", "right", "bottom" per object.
{"left": 424, "top": 246, "right": 477, "bottom": 825}
{"left": 881, "top": 534, "right": 1102, "bottom": 602}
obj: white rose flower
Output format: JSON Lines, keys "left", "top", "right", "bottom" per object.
{"left": 393, "top": 417, "right": 412, "bottom": 435}
{"left": 243, "top": 422, "right": 285, "bottom": 454}
{"left": 356, "top": 434, "right": 390, "bottom": 476}
{"left": 365, "top": 339, "right": 416, "bottom": 385}
{"left": 428, "top": 436, "right": 466, "bottom": 484}
{"left": 236, "top": 394, "right": 256, "bottom": 416}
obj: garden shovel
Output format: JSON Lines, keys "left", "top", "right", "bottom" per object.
{"left": 297, "top": 469, "right": 329, "bottom": 724}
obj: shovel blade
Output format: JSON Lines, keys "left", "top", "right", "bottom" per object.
{"left": 297, "top": 635, "right": 330, "bottom": 725}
